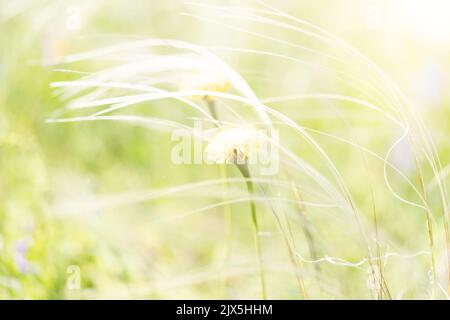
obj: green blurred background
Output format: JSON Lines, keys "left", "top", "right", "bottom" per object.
{"left": 1, "top": 0, "right": 450, "bottom": 299}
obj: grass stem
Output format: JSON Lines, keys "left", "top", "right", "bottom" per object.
{"left": 237, "top": 163, "right": 267, "bottom": 300}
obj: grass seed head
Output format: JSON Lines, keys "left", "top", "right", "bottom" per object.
{"left": 180, "top": 69, "right": 231, "bottom": 101}
{"left": 206, "top": 127, "right": 261, "bottom": 164}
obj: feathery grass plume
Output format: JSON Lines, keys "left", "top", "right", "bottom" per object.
{"left": 187, "top": 0, "right": 450, "bottom": 297}
{"left": 48, "top": 39, "right": 276, "bottom": 298}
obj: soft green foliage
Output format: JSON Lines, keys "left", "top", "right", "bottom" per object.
{"left": 1, "top": 0, "right": 450, "bottom": 299}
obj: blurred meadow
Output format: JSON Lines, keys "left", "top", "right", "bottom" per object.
{"left": 1, "top": 0, "right": 450, "bottom": 299}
